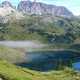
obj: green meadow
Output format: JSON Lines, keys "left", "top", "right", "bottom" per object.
{"left": 0, "top": 60, "right": 80, "bottom": 80}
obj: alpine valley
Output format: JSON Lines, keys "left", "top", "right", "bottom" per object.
{"left": 0, "top": 1, "right": 80, "bottom": 80}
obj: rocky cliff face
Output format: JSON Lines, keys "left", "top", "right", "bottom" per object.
{"left": 17, "top": 1, "right": 73, "bottom": 17}
{"left": 0, "top": 1, "right": 24, "bottom": 23}
{"left": 1, "top": 1, "right": 14, "bottom": 8}
{"left": 0, "top": 1, "right": 15, "bottom": 16}
{"left": 0, "top": 1, "right": 73, "bottom": 18}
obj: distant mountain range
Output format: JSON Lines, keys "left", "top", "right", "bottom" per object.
{"left": 0, "top": 1, "right": 73, "bottom": 17}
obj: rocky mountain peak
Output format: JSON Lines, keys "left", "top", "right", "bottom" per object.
{"left": 0, "top": 1, "right": 24, "bottom": 21}
{"left": 17, "top": 1, "right": 73, "bottom": 17}
{"left": 1, "top": 1, "right": 13, "bottom": 8}
{"left": 0, "top": 1, "right": 74, "bottom": 18}
{"left": 17, "top": 1, "right": 32, "bottom": 13}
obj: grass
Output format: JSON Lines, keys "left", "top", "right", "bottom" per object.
{"left": 0, "top": 15, "right": 80, "bottom": 44}
{"left": 0, "top": 44, "right": 80, "bottom": 80}
{"left": 0, "top": 60, "right": 32, "bottom": 80}
{"left": 0, "top": 60, "right": 80, "bottom": 80}
{"left": 0, "top": 46, "right": 25, "bottom": 63}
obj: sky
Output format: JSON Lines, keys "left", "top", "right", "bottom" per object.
{"left": 0, "top": 0, "right": 80, "bottom": 16}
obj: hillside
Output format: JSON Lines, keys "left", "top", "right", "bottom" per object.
{"left": 0, "top": 60, "right": 80, "bottom": 80}
{"left": 0, "top": 1, "right": 79, "bottom": 45}
{"left": 0, "top": 15, "right": 80, "bottom": 44}
{"left": 0, "top": 46, "right": 25, "bottom": 63}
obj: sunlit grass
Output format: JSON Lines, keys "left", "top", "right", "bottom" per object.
{"left": 0, "top": 46, "right": 25, "bottom": 63}
{"left": 0, "top": 60, "right": 80, "bottom": 80}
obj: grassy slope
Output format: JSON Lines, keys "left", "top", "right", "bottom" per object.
{"left": 0, "top": 46, "right": 25, "bottom": 63}
{"left": 0, "top": 15, "right": 80, "bottom": 43}
{"left": 0, "top": 60, "right": 80, "bottom": 80}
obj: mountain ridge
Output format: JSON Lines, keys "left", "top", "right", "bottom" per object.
{"left": 0, "top": 1, "right": 73, "bottom": 17}
{"left": 18, "top": 1, "right": 73, "bottom": 17}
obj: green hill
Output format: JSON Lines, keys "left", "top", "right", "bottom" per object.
{"left": 0, "top": 46, "right": 25, "bottom": 63}
{"left": 0, "top": 60, "right": 80, "bottom": 80}
{"left": 0, "top": 15, "right": 80, "bottom": 44}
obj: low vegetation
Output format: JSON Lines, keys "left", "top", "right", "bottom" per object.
{"left": 0, "top": 15, "right": 80, "bottom": 80}
{"left": 0, "top": 15, "right": 80, "bottom": 44}
{"left": 0, "top": 46, "right": 25, "bottom": 63}
{"left": 0, "top": 60, "right": 80, "bottom": 80}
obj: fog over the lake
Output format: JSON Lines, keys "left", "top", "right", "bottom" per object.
{"left": 0, "top": 41, "right": 45, "bottom": 48}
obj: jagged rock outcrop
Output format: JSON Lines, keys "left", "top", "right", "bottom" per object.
{"left": 1, "top": 1, "right": 14, "bottom": 8}
{"left": 0, "top": 1, "right": 24, "bottom": 23}
{"left": 17, "top": 1, "right": 73, "bottom": 17}
{"left": 0, "top": 0, "right": 73, "bottom": 21}
{"left": 0, "top": 1, "right": 15, "bottom": 16}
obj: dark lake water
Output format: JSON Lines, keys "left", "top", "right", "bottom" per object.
{"left": 17, "top": 50, "right": 80, "bottom": 71}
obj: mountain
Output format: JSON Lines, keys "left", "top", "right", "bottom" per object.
{"left": 0, "top": 1, "right": 73, "bottom": 17}
{"left": 0, "top": 1, "right": 24, "bottom": 23}
{"left": 17, "top": 1, "right": 73, "bottom": 17}
{"left": 0, "top": 1, "right": 13, "bottom": 8}
{"left": 0, "top": 1, "right": 15, "bottom": 16}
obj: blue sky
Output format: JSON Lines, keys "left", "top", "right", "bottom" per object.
{"left": 0, "top": 0, "right": 80, "bottom": 16}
